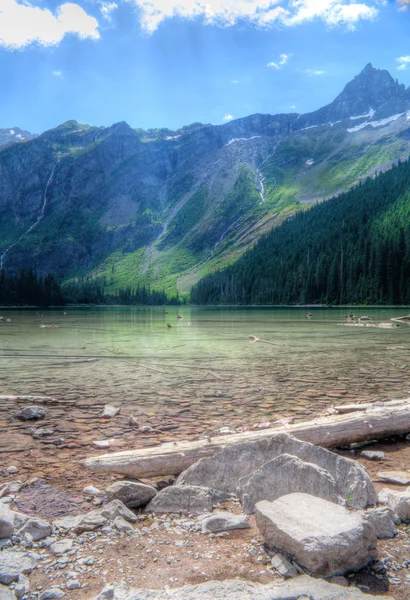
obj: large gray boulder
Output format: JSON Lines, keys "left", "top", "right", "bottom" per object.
{"left": 378, "top": 488, "right": 410, "bottom": 523}
{"left": 0, "top": 550, "right": 37, "bottom": 584}
{"left": 239, "top": 454, "right": 341, "bottom": 514}
{"left": 364, "top": 507, "right": 398, "bottom": 539}
{"left": 255, "top": 493, "right": 377, "bottom": 578}
{"left": 177, "top": 433, "right": 376, "bottom": 509}
{"left": 91, "top": 576, "right": 393, "bottom": 599}
{"left": 0, "top": 507, "right": 14, "bottom": 539}
{"left": 18, "top": 518, "right": 52, "bottom": 541}
{"left": 0, "top": 585, "right": 17, "bottom": 600}
{"left": 105, "top": 481, "right": 157, "bottom": 508}
{"left": 145, "top": 486, "right": 228, "bottom": 514}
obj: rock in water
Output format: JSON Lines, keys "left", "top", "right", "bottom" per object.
{"left": 255, "top": 493, "right": 377, "bottom": 577}
{"left": 0, "top": 550, "right": 37, "bottom": 584}
{"left": 90, "top": 576, "right": 393, "bottom": 599}
{"left": 105, "top": 481, "right": 157, "bottom": 508}
{"left": 239, "top": 454, "right": 341, "bottom": 514}
{"left": 16, "top": 406, "right": 46, "bottom": 421}
{"left": 177, "top": 433, "right": 377, "bottom": 509}
{"left": 198, "top": 511, "right": 250, "bottom": 533}
{"left": 145, "top": 486, "right": 228, "bottom": 514}
{"left": 101, "top": 405, "right": 120, "bottom": 419}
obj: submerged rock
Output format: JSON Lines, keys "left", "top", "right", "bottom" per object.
{"left": 177, "top": 433, "right": 377, "bottom": 509}
{"left": 16, "top": 406, "right": 46, "bottom": 421}
{"left": 255, "top": 493, "right": 377, "bottom": 578}
{"left": 101, "top": 405, "right": 120, "bottom": 419}
{"left": 145, "top": 485, "right": 228, "bottom": 514}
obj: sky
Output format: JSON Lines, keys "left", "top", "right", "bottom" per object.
{"left": 1, "top": 0, "right": 410, "bottom": 133}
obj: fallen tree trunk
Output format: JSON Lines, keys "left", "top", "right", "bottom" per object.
{"left": 334, "top": 398, "right": 410, "bottom": 414}
{"left": 83, "top": 399, "right": 410, "bottom": 479}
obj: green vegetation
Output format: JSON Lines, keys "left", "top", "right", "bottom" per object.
{"left": 191, "top": 158, "right": 410, "bottom": 305}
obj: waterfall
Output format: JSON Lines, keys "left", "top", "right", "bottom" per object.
{"left": 0, "top": 158, "right": 62, "bottom": 270}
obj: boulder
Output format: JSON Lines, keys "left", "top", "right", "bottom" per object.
{"left": 0, "top": 507, "right": 14, "bottom": 539}
{"left": 255, "top": 493, "right": 377, "bottom": 578}
{"left": 198, "top": 511, "right": 250, "bottom": 533}
{"left": 14, "top": 573, "right": 30, "bottom": 598}
{"left": 270, "top": 553, "right": 299, "bottom": 578}
{"left": 360, "top": 451, "right": 386, "bottom": 461}
{"left": 379, "top": 488, "right": 410, "bottom": 522}
{"left": 239, "top": 454, "right": 341, "bottom": 514}
{"left": 90, "top": 576, "right": 393, "bottom": 599}
{"left": 54, "top": 500, "right": 136, "bottom": 533}
{"left": 113, "top": 516, "right": 134, "bottom": 533}
{"left": 377, "top": 471, "right": 410, "bottom": 485}
{"left": 16, "top": 406, "right": 46, "bottom": 421}
{"left": 364, "top": 507, "right": 398, "bottom": 539}
{"left": 0, "top": 550, "right": 37, "bottom": 584}
{"left": 18, "top": 518, "right": 52, "bottom": 541}
{"left": 38, "top": 589, "right": 65, "bottom": 599}
{"left": 105, "top": 481, "right": 157, "bottom": 508}
{"left": 0, "top": 585, "right": 17, "bottom": 600}
{"left": 49, "top": 540, "right": 73, "bottom": 556}
{"left": 99, "top": 500, "right": 137, "bottom": 523}
{"left": 145, "top": 486, "right": 228, "bottom": 514}
{"left": 101, "top": 405, "right": 120, "bottom": 419}
{"left": 177, "top": 433, "right": 376, "bottom": 509}
{"left": 54, "top": 512, "right": 107, "bottom": 534}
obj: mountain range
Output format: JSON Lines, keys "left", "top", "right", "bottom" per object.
{"left": 1, "top": 63, "right": 410, "bottom": 296}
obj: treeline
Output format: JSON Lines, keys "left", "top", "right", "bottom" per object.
{"left": 191, "top": 158, "right": 410, "bottom": 305}
{"left": 0, "top": 270, "right": 64, "bottom": 306}
{"left": 0, "top": 271, "right": 179, "bottom": 306}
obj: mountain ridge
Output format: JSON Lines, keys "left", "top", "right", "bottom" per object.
{"left": 1, "top": 64, "right": 410, "bottom": 296}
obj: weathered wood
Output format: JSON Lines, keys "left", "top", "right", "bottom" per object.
{"left": 334, "top": 398, "right": 410, "bottom": 414}
{"left": 83, "top": 400, "right": 410, "bottom": 478}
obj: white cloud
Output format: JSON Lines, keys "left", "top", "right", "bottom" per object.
{"left": 267, "top": 53, "right": 290, "bottom": 70}
{"left": 223, "top": 114, "right": 234, "bottom": 121}
{"left": 305, "top": 69, "right": 326, "bottom": 75}
{"left": 0, "top": 0, "right": 100, "bottom": 50}
{"left": 100, "top": 1, "right": 118, "bottom": 21}
{"left": 52, "top": 70, "right": 63, "bottom": 77}
{"left": 131, "top": 0, "right": 379, "bottom": 33}
{"left": 396, "top": 56, "right": 410, "bottom": 70}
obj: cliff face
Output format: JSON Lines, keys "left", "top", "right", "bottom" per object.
{"left": 1, "top": 64, "right": 410, "bottom": 293}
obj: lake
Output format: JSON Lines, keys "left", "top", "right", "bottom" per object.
{"left": 0, "top": 306, "right": 409, "bottom": 512}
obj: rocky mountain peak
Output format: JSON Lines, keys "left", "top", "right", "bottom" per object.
{"left": 294, "top": 63, "right": 409, "bottom": 130}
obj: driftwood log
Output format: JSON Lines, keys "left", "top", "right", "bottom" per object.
{"left": 83, "top": 399, "right": 410, "bottom": 478}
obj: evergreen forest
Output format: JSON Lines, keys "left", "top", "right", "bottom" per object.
{"left": 191, "top": 159, "right": 410, "bottom": 306}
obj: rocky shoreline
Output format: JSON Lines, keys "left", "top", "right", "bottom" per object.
{"left": 2, "top": 403, "right": 410, "bottom": 599}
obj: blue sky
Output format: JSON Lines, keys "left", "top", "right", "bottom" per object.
{"left": 1, "top": 0, "right": 410, "bottom": 133}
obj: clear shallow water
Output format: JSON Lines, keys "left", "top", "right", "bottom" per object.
{"left": 0, "top": 306, "right": 410, "bottom": 451}
{"left": 0, "top": 304, "right": 410, "bottom": 499}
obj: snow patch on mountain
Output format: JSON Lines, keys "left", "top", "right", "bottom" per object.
{"left": 349, "top": 107, "right": 376, "bottom": 121}
{"left": 225, "top": 136, "right": 261, "bottom": 147}
{"left": 347, "top": 113, "right": 404, "bottom": 133}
